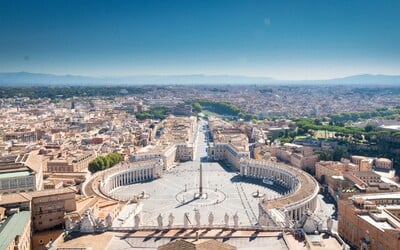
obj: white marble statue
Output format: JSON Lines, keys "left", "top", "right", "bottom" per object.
{"left": 233, "top": 212, "right": 239, "bottom": 228}
{"left": 96, "top": 218, "right": 105, "bottom": 229}
{"left": 157, "top": 214, "right": 163, "bottom": 228}
{"left": 317, "top": 221, "right": 323, "bottom": 231}
{"left": 327, "top": 217, "right": 333, "bottom": 232}
{"left": 105, "top": 214, "right": 113, "bottom": 228}
{"left": 80, "top": 211, "right": 95, "bottom": 233}
{"left": 259, "top": 215, "right": 266, "bottom": 227}
{"left": 134, "top": 214, "right": 140, "bottom": 227}
{"left": 195, "top": 210, "right": 201, "bottom": 227}
{"left": 184, "top": 212, "right": 190, "bottom": 227}
{"left": 168, "top": 213, "right": 175, "bottom": 227}
{"left": 224, "top": 213, "right": 229, "bottom": 226}
{"left": 303, "top": 214, "right": 319, "bottom": 234}
{"left": 208, "top": 212, "right": 214, "bottom": 227}
{"left": 65, "top": 215, "right": 73, "bottom": 230}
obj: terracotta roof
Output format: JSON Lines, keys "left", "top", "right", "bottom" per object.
{"left": 0, "top": 193, "right": 31, "bottom": 205}
{"left": 0, "top": 187, "right": 77, "bottom": 206}
{"left": 24, "top": 150, "right": 43, "bottom": 172}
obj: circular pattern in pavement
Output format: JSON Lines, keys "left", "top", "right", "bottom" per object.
{"left": 175, "top": 187, "right": 226, "bottom": 207}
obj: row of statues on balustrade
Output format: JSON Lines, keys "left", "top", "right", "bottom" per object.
{"left": 69, "top": 207, "right": 333, "bottom": 234}
{"left": 71, "top": 209, "right": 242, "bottom": 233}
{"left": 136, "top": 210, "right": 240, "bottom": 228}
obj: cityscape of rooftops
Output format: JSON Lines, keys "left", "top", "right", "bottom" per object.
{"left": 1, "top": 1, "right": 400, "bottom": 250}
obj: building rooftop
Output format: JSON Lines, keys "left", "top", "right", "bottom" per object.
{"left": 51, "top": 229, "right": 289, "bottom": 250}
{"left": 0, "top": 170, "right": 31, "bottom": 180}
{"left": 358, "top": 208, "right": 400, "bottom": 231}
{"left": 353, "top": 171, "right": 380, "bottom": 178}
{"left": 0, "top": 187, "right": 77, "bottom": 206}
{"left": 352, "top": 192, "right": 400, "bottom": 201}
{"left": 0, "top": 211, "right": 30, "bottom": 250}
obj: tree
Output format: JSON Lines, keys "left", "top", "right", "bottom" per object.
{"left": 88, "top": 159, "right": 102, "bottom": 173}
{"left": 332, "top": 147, "right": 346, "bottom": 161}
{"left": 364, "top": 124, "right": 374, "bottom": 133}
{"left": 192, "top": 102, "right": 202, "bottom": 113}
{"left": 88, "top": 153, "right": 122, "bottom": 173}
{"left": 314, "top": 119, "right": 322, "bottom": 125}
{"left": 316, "top": 150, "right": 332, "bottom": 161}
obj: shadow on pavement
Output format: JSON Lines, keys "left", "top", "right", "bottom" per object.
{"left": 230, "top": 175, "right": 287, "bottom": 194}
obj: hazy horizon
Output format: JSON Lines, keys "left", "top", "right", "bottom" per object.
{"left": 2, "top": 71, "right": 400, "bottom": 82}
{"left": 1, "top": 0, "right": 400, "bottom": 80}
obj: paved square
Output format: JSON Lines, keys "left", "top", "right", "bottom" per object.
{"left": 112, "top": 122, "right": 286, "bottom": 227}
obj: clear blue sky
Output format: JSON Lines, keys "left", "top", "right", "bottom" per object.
{"left": 1, "top": 0, "right": 399, "bottom": 80}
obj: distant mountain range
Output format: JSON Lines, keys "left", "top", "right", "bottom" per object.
{"left": 317, "top": 74, "right": 400, "bottom": 85}
{"left": 0, "top": 72, "right": 400, "bottom": 86}
{"left": 0, "top": 72, "right": 275, "bottom": 86}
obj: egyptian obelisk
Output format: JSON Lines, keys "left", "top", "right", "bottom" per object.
{"left": 199, "top": 163, "right": 203, "bottom": 196}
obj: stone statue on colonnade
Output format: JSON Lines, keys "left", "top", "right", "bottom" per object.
{"left": 157, "top": 214, "right": 163, "bottom": 228}
{"left": 184, "top": 212, "right": 190, "bottom": 227}
{"left": 224, "top": 213, "right": 229, "bottom": 226}
{"left": 208, "top": 212, "right": 214, "bottom": 227}
{"left": 233, "top": 212, "right": 239, "bottom": 228}
{"left": 194, "top": 210, "right": 201, "bottom": 227}
{"left": 168, "top": 213, "right": 175, "bottom": 227}
{"left": 134, "top": 214, "right": 140, "bottom": 227}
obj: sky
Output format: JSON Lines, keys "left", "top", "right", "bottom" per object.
{"left": 0, "top": 0, "right": 399, "bottom": 80}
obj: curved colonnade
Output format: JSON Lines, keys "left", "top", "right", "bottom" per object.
{"left": 93, "top": 156, "right": 318, "bottom": 228}
{"left": 240, "top": 158, "right": 319, "bottom": 225}
{"left": 99, "top": 159, "right": 163, "bottom": 201}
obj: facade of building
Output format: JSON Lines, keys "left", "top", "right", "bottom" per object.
{"left": 175, "top": 143, "right": 194, "bottom": 161}
{"left": 351, "top": 155, "right": 393, "bottom": 171}
{"left": 375, "top": 158, "right": 393, "bottom": 170}
{"left": 207, "top": 143, "right": 250, "bottom": 169}
{"left": 351, "top": 155, "right": 374, "bottom": 172}
{"left": 46, "top": 151, "right": 95, "bottom": 173}
{"left": 30, "top": 188, "right": 77, "bottom": 231}
{"left": 4, "top": 129, "right": 37, "bottom": 143}
{"left": 352, "top": 171, "right": 381, "bottom": 184}
{"left": 270, "top": 143, "right": 319, "bottom": 172}
{"left": 315, "top": 160, "right": 359, "bottom": 182}
{"left": 0, "top": 187, "right": 77, "bottom": 231}
{"left": 316, "top": 161, "right": 345, "bottom": 182}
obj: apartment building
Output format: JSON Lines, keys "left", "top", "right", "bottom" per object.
{"left": 30, "top": 188, "right": 77, "bottom": 231}
{"left": 46, "top": 150, "right": 96, "bottom": 173}
{"left": 0, "top": 187, "right": 77, "bottom": 231}
{"left": 339, "top": 193, "right": 400, "bottom": 250}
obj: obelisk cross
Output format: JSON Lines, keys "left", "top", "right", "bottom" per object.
{"left": 199, "top": 163, "right": 203, "bottom": 196}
